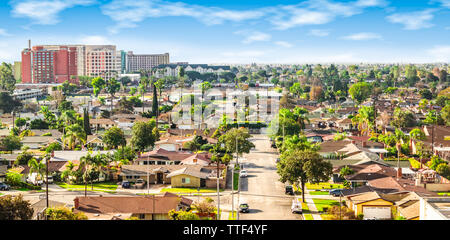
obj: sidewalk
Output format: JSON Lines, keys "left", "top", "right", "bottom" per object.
{"left": 301, "top": 189, "right": 322, "bottom": 220}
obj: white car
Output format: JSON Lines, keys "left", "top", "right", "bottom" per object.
{"left": 239, "top": 170, "right": 248, "bottom": 178}
{"left": 291, "top": 201, "right": 302, "bottom": 214}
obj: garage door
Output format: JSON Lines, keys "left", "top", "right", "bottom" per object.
{"left": 362, "top": 206, "right": 391, "bottom": 220}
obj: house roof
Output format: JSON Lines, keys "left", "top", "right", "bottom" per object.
{"left": 347, "top": 191, "right": 392, "bottom": 205}
{"left": 120, "top": 164, "right": 202, "bottom": 176}
{"left": 318, "top": 140, "right": 353, "bottom": 153}
{"left": 398, "top": 201, "right": 420, "bottom": 220}
{"left": 180, "top": 153, "right": 211, "bottom": 166}
{"left": 138, "top": 148, "right": 194, "bottom": 161}
{"left": 345, "top": 164, "right": 397, "bottom": 181}
{"left": 90, "top": 118, "right": 116, "bottom": 125}
{"left": 74, "top": 195, "right": 193, "bottom": 215}
{"left": 166, "top": 166, "right": 209, "bottom": 179}
{"left": 155, "top": 136, "right": 194, "bottom": 145}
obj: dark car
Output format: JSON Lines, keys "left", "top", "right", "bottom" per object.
{"left": 285, "top": 185, "right": 294, "bottom": 195}
{"left": 121, "top": 181, "right": 131, "bottom": 189}
{"left": 0, "top": 182, "right": 10, "bottom": 191}
{"left": 329, "top": 189, "right": 343, "bottom": 197}
{"left": 239, "top": 203, "right": 249, "bottom": 213}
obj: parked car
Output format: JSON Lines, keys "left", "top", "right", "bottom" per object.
{"left": 285, "top": 185, "right": 294, "bottom": 195}
{"left": 0, "top": 182, "right": 10, "bottom": 191}
{"left": 239, "top": 203, "right": 250, "bottom": 213}
{"left": 27, "top": 173, "right": 43, "bottom": 186}
{"left": 43, "top": 175, "right": 53, "bottom": 184}
{"left": 134, "top": 179, "right": 146, "bottom": 189}
{"left": 291, "top": 200, "right": 302, "bottom": 214}
{"left": 329, "top": 189, "right": 343, "bottom": 197}
{"left": 239, "top": 170, "right": 248, "bottom": 178}
{"left": 121, "top": 181, "right": 131, "bottom": 189}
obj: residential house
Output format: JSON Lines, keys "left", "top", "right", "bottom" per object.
{"left": 73, "top": 193, "right": 193, "bottom": 220}
{"left": 345, "top": 191, "right": 395, "bottom": 219}
{"left": 419, "top": 197, "right": 450, "bottom": 220}
{"left": 166, "top": 166, "right": 210, "bottom": 188}
{"left": 90, "top": 118, "right": 117, "bottom": 131}
{"left": 21, "top": 136, "right": 61, "bottom": 149}
{"left": 335, "top": 118, "right": 354, "bottom": 131}
{"left": 136, "top": 148, "right": 194, "bottom": 165}
{"left": 155, "top": 136, "right": 194, "bottom": 152}
{"left": 86, "top": 135, "right": 105, "bottom": 149}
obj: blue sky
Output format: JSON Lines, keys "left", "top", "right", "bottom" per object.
{"left": 0, "top": 0, "right": 449, "bottom": 64}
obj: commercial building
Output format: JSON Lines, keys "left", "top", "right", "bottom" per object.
{"left": 12, "top": 88, "right": 45, "bottom": 100}
{"left": 126, "top": 51, "right": 169, "bottom": 73}
{"left": 21, "top": 45, "right": 78, "bottom": 84}
{"left": 21, "top": 43, "right": 125, "bottom": 83}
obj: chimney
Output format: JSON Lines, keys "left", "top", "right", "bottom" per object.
{"left": 397, "top": 168, "right": 402, "bottom": 179}
{"left": 74, "top": 197, "right": 79, "bottom": 209}
{"left": 362, "top": 141, "right": 367, "bottom": 147}
{"left": 351, "top": 140, "right": 356, "bottom": 144}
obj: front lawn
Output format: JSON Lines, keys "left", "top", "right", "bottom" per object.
{"left": 312, "top": 199, "right": 340, "bottom": 213}
{"left": 228, "top": 211, "right": 236, "bottom": 220}
{"left": 309, "top": 190, "right": 329, "bottom": 195}
{"left": 438, "top": 192, "right": 450, "bottom": 196}
{"left": 302, "top": 202, "right": 313, "bottom": 220}
{"left": 56, "top": 181, "right": 118, "bottom": 191}
{"left": 161, "top": 188, "right": 223, "bottom": 193}
{"left": 306, "top": 183, "right": 344, "bottom": 190}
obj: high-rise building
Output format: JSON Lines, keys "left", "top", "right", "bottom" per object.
{"left": 85, "top": 45, "right": 122, "bottom": 80}
{"left": 21, "top": 44, "right": 124, "bottom": 83}
{"left": 21, "top": 45, "right": 78, "bottom": 84}
{"left": 126, "top": 52, "right": 169, "bottom": 73}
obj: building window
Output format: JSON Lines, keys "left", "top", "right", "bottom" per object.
{"left": 182, "top": 178, "right": 190, "bottom": 184}
{"left": 139, "top": 214, "right": 145, "bottom": 219}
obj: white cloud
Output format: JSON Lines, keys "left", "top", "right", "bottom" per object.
{"left": 341, "top": 32, "right": 382, "bottom": 40}
{"left": 428, "top": 45, "right": 450, "bottom": 62}
{"left": 0, "top": 29, "right": 12, "bottom": 37}
{"left": 274, "top": 41, "right": 293, "bottom": 48}
{"left": 11, "top": 0, "right": 96, "bottom": 25}
{"left": 309, "top": 29, "right": 330, "bottom": 37}
{"left": 386, "top": 9, "right": 435, "bottom": 30}
{"left": 79, "top": 35, "right": 112, "bottom": 45}
{"left": 436, "top": 0, "right": 450, "bottom": 8}
{"left": 102, "top": 0, "right": 388, "bottom": 33}
{"left": 235, "top": 31, "right": 271, "bottom": 44}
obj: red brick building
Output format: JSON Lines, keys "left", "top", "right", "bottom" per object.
{"left": 21, "top": 46, "right": 78, "bottom": 84}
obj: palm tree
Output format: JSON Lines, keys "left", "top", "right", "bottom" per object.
{"left": 79, "top": 153, "right": 95, "bottom": 197}
{"left": 28, "top": 158, "right": 46, "bottom": 184}
{"left": 139, "top": 76, "right": 150, "bottom": 113}
{"left": 61, "top": 161, "right": 76, "bottom": 183}
{"left": 409, "top": 128, "right": 426, "bottom": 169}
{"left": 394, "top": 128, "right": 408, "bottom": 173}
{"left": 64, "top": 124, "right": 86, "bottom": 150}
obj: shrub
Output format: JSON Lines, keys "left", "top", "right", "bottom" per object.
{"left": 357, "top": 213, "right": 364, "bottom": 220}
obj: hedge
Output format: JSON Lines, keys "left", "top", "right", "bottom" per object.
{"left": 225, "top": 121, "right": 267, "bottom": 129}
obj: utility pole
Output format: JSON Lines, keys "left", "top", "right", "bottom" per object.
{"left": 231, "top": 166, "right": 234, "bottom": 220}
{"left": 45, "top": 153, "right": 50, "bottom": 209}
{"left": 147, "top": 157, "right": 150, "bottom": 196}
{"left": 216, "top": 147, "right": 221, "bottom": 220}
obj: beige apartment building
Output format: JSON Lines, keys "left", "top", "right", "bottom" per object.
{"left": 126, "top": 51, "right": 169, "bottom": 73}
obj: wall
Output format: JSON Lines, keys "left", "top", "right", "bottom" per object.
{"left": 170, "top": 174, "right": 200, "bottom": 188}
{"left": 205, "top": 178, "right": 226, "bottom": 189}
{"left": 355, "top": 198, "right": 393, "bottom": 216}
{"left": 417, "top": 183, "right": 450, "bottom": 192}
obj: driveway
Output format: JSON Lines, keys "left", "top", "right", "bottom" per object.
{"left": 236, "top": 134, "right": 302, "bottom": 220}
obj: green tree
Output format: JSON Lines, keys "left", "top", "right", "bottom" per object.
{"left": 64, "top": 124, "right": 86, "bottom": 150}
{"left": 46, "top": 206, "right": 88, "bottom": 220}
{"left": 131, "top": 119, "right": 158, "bottom": 152}
{"left": 339, "top": 166, "right": 355, "bottom": 177}
{"left": 218, "top": 128, "right": 255, "bottom": 165}
{"left": 436, "top": 163, "right": 450, "bottom": 179}
{"left": 1, "top": 135, "right": 22, "bottom": 152}
{"left": 168, "top": 210, "right": 199, "bottom": 220}
{"left": 391, "top": 107, "right": 416, "bottom": 128}
{"left": 349, "top": 82, "right": 372, "bottom": 105}
{"left": 277, "top": 149, "right": 333, "bottom": 203}
{"left": 28, "top": 158, "right": 46, "bottom": 182}
{"left": 289, "top": 82, "right": 303, "bottom": 98}
{"left": 152, "top": 83, "right": 158, "bottom": 118}
{"left": 103, "top": 126, "right": 126, "bottom": 149}
{"left": 0, "top": 92, "right": 22, "bottom": 114}
{"left": 0, "top": 195, "right": 34, "bottom": 220}
{"left": 0, "top": 63, "right": 16, "bottom": 93}
{"left": 91, "top": 77, "right": 106, "bottom": 97}
{"left": 15, "top": 149, "right": 34, "bottom": 165}
{"left": 106, "top": 78, "right": 121, "bottom": 112}
{"left": 83, "top": 107, "right": 92, "bottom": 135}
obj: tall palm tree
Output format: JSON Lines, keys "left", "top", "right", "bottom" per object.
{"left": 64, "top": 124, "right": 86, "bottom": 150}
{"left": 79, "top": 153, "right": 95, "bottom": 197}
{"left": 28, "top": 158, "right": 46, "bottom": 183}
{"left": 394, "top": 128, "right": 408, "bottom": 173}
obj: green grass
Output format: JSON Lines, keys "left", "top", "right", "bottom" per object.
{"left": 309, "top": 191, "right": 330, "bottom": 195}
{"left": 302, "top": 202, "right": 314, "bottom": 220}
{"left": 16, "top": 188, "right": 44, "bottom": 192}
{"left": 228, "top": 211, "right": 236, "bottom": 220}
{"left": 306, "top": 183, "right": 344, "bottom": 190}
{"left": 438, "top": 192, "right": 450, "bottom": 196}
{"left": 312, "top": 199, "right": 340, "bottom": 213}
{"left": 233, "top": 172, "right": 239, "bottom": 191}
{"left": 56, "top": 181, "right": 118, "bottom": 191}
{"left": 160, "top": 188, "right": 224, "bottom": 193}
